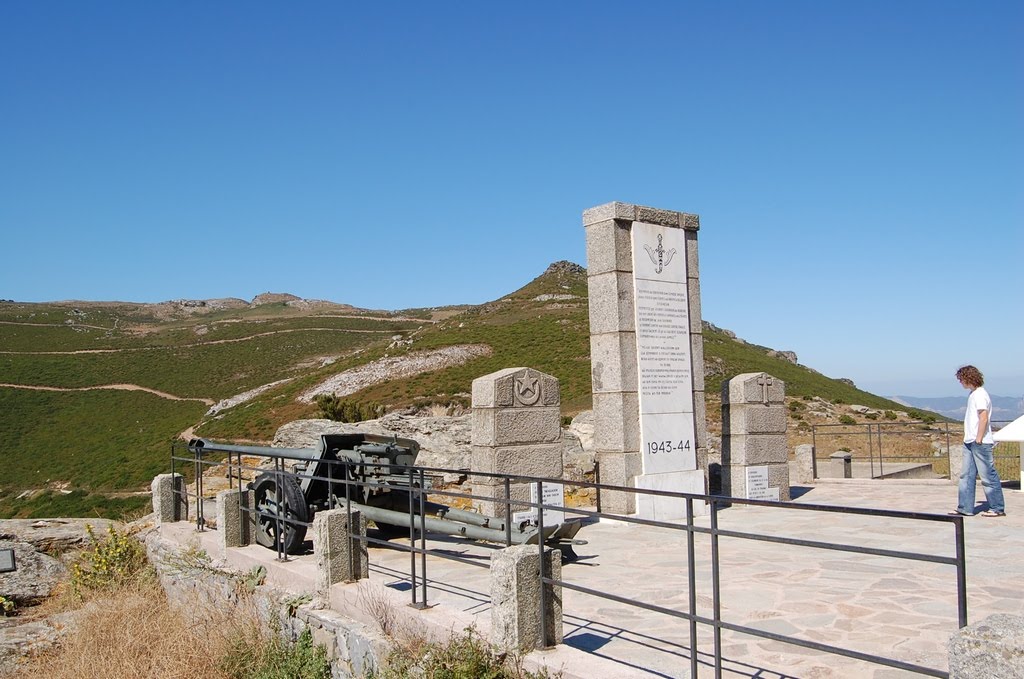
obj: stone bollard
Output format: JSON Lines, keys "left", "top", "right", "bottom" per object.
{"left": 948, "top": 614, "right": 1024, "bottom": 678}
{"left": 151, "top": 473, "right": 188, "bottom": 523}
{"left": 829, "top": 452, "right": 852, "bottom": 479}
{"left": 720, "top": 373, "right": 790, "bottom": 500}
{"left": 949, "top": 444, "right": 964, "bottom": 485}
{"left": 471, "top": 367, "right": 563, "bottom": 520}
{"left": 216, "top": 488, "right": 256, "bottom": 553}
{"left": 490, "top": 544, "right": 562, "bottom": 652}
{"left": 313, "top": 508, "right": 367, "bottom": 599}
{"left": 793, "top": 444, "right": 815, "bottom": 484}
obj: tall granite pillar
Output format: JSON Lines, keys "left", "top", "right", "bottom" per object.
{"left": 471, "top": 368, "right": 564, "bottom": 520}
{"left": 584, "top": 202, "right": 706, "bottom": 518}
{"left": 721, "top": 372, "right": 790, "bottom": 501}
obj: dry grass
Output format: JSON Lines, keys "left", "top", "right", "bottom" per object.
{"left": 12, "top": 574, "right": 266, "bottom": 679}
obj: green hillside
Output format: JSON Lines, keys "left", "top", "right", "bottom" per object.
{"left": 0, "top": 264, "right": 916, "bottom": 518}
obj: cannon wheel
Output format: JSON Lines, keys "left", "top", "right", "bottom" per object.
{"left": 252, "top": 473, "right": 308, "bottom": 554}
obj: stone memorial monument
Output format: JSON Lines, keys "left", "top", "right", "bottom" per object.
{"left": 720, "top": 372, "right": 790, "bottom": 501}
{"left": 584, "top": 202, "right": 706, "bottom": 518}
{"left": 471, "top": 367, "right": 564, "bottom": 520}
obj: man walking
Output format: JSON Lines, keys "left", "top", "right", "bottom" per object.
{"left": 951, "top": 365, "right": 1006, "bottom": 517}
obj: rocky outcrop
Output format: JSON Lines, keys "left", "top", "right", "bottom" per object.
{"left": 275, "top": 414, "right": 473, "bottom": 483}
{"left": 297, "top": 345, "right": 492, "bottom": 403}
{"left": 251, "top": 292, "right": 301, "bottom": 306}
{"left": 0, "top": 519, "right": 121, "bottom": 676}
{"left": 0, "top": 519, "right": 118, "bottom": 607}
{"left": 273, "top": 410, "right": 599, "bottom": 486}
{"left": 0, "top": 518, "right": 116, "bottom": 558}
{"left": 0, "top": 542, "right": 65, "bottom": 604}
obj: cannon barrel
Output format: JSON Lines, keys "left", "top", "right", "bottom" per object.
{"left": 187, "top": 437, "right": 318, "bottom": 460}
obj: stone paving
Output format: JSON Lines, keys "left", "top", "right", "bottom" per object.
{"left": 165, "top": 479, "right": 1024, "bottom": 679}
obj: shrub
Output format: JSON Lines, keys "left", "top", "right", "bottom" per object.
{"left": 370, "top": 627, "right": 553, "bottom": 679}
{"left": 314, "top": 394, "right": 383, "bottom": 423}
{"left": 221, "top": 627, "right": 330, "bottom": 679}
{"left": 0, "top": 595, "right": 15, "bottom": 616}
{"left": 884, "top": 410, "right": 897, "bottom": 420}
{"left": 838, "top": 414, "right": 857, "bottom": 425}
{"left": 70, "top": 525, "right": 149, "bottom": 598}
{"left": 865, "top": 412, "right": 878, "bottom": 420}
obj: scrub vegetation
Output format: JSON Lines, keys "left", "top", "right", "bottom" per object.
{"left": 0, "top": 262, "right": 929, "bottom": 518}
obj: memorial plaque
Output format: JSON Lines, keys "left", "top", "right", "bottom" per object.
{"left": 631, "top": 221, "right": 696, "bottom": 475}
{"left": 0, "top": 548, "right": 15, "bottom": 573}
{"left": 745, "top": 466, "right": 779, "bottom": 501}
{"left": 512, "top": 482, "right": 565, "bottom": 526}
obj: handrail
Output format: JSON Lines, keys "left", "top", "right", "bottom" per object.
{"left": 168, "top": 440, "right": 967, "bottom": 678}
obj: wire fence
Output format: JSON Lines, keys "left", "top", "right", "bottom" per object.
{"left": 810, "top": 420, "right": 1020, "bottom": 482}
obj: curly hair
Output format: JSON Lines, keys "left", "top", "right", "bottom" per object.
{"left": 955, "top": 365, "right": 984, "bottom": 388}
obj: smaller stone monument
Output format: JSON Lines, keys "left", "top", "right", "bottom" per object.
{"left": 471, "top": 368, "right": 564, "bottom": 520}
{"left": 721, "top": 372, "right": 790, "bottom": 501}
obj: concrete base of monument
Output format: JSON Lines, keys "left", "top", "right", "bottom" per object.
{"left": 634, "top": 469, "right": 707, "bottom": 520}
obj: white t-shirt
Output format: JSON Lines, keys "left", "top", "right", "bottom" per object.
{"left": 963, "top": 386, "right": 994, "bottom": 444}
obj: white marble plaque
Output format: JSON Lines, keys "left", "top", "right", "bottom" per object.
{"left": 745, "top": 466, "right": 779, "bottom": 501}
{"left": 631, "top": 221, "right": 696, "bottom": 475}
{"left": 512, "top": 482, "right": 565, "bottom": 526}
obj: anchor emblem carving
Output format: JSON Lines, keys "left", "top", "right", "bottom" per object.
{"left": 643, "top": 233, "right": 677, "bottom": 274}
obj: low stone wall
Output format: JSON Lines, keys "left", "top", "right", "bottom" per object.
{"left": 144, "top": 529, "right": 389, "bottom": 678}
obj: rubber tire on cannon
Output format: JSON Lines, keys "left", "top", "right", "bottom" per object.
{"left": 251, "top": 473, "right": 309, "bottom": 554}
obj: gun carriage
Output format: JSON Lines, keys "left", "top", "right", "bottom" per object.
{"left": 187, "top": 433, "right": 584, "bottom": 557}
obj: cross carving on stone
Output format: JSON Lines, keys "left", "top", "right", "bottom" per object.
{"left": 757, "top": 374, "right": 773, "bottom": 406}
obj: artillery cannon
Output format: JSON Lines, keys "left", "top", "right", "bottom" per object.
{"left": 187, "top": 434, "right": 585, "bottom": 558}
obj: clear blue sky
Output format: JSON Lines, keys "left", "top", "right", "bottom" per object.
{"left": 2, "top": 2, "right": 1021, "bottom": 399}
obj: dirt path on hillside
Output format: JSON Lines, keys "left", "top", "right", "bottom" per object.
{"left": 0, "top": 382, "right": 215, "bottom": 405}
{"left": 0, "top": 327, "right": 391, "bottom": 355}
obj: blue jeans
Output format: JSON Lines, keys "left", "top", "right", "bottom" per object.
{"left": 957, "top": 442, "right": 1005, "bottom": 514}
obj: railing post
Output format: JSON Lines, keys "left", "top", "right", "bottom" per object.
{"left": 877, "top": 423, "right": 884, "bottom": 477}
{"left": 811, "top": 426, "right": 818, "bottom": 479}
{"left": 504, "top": 477, "right": 512, "bottom": 546}
{"left": 954, "top": 515, "right": 968, "bottom": 628}
{"left": 711, "top": 497, "right": 722, "bottom": 678}
{"left": 194, "top": 444, "right": 205, "bottom": 531}
{"left": 537, "top": 479, "right": 549, "bottom": 648}
{"left": 418, "top": 467, "right": 428, "bottom": 608}
{"left": 867, "top": 422, "right": 874, "bottom": 478}
{"left": 408, "top": 465, "right": 420, "bottom": 608}
{"left": 687, "top": 496, "right": 698, "bottom": 679}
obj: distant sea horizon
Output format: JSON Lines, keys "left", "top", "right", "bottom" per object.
{"left": 890, "top": 394, "right": 1024, "bottom": 422}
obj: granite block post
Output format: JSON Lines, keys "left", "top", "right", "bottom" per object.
{"left": 216, "top": 488, "right": 256, "bottom": 553}
{"left": 949, "top": 443, "right": 963, "bottom": 484}
{"left": 829, "top": 452, "right": 853, "bottom": 479}
{"left": 490, "top": 543, "right": 562, "bottom": 652}
{"left": 471, "top": 368, "right": 563, "bottom": 520}
{"left": 720, "top": 373, "right": 790, "bottom": 501}
{"left": 584, "top": 202, "right": 707, "bottom": 518}
{"left": 152, "top": 473, "right": 188, "bottom": 523}
{"left": 313, "top": 508, "right": 367, "bottom": 598}
{"left": 793, "top": 443, "right": 815, "bottom": 484}
{"left": 948, "top": 614, "right": 1024, "bottom": 678}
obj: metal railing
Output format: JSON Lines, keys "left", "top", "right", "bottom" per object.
{"left": 169, "top": 441, "right": 968, "bottom": 678}
{"left": 811, "top": 420, "right": 1019, "bottom": 481}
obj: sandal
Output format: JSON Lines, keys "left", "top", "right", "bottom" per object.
{"left": 980, "top": 510, "right": 1006, "bottom": 517}
{"left": 948, "top": 510, "right": 971, "bottom": 516}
